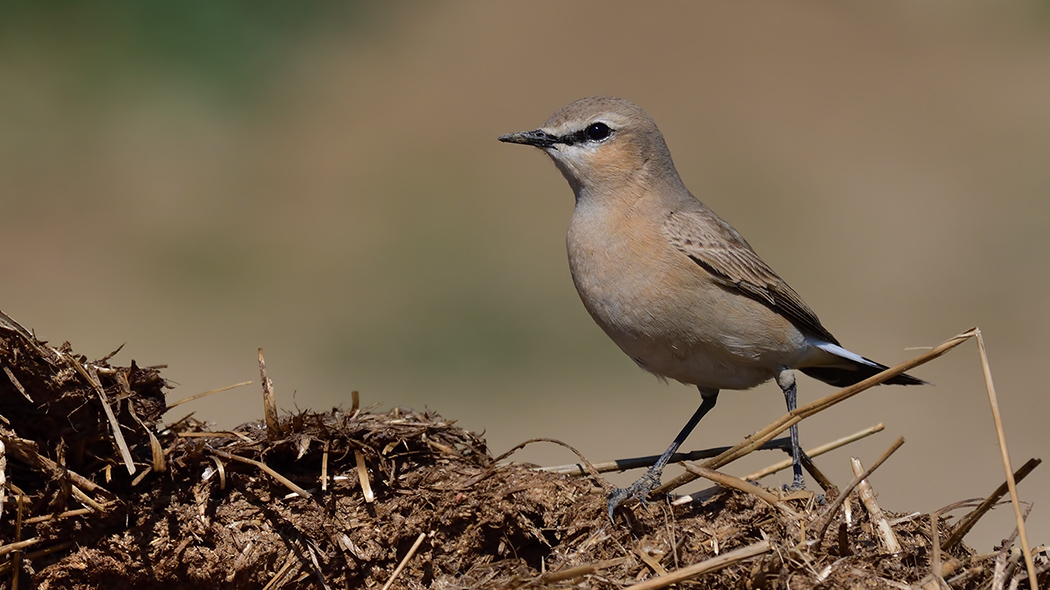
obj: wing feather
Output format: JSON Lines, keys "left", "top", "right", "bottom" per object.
{"left": 663, "top": 208, "right": 840, "bottom": 345}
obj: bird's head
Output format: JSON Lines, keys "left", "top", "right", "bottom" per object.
{"left": 499, "top": 96, "right": 680, "bottom": 201}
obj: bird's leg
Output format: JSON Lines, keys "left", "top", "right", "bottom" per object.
{"left": 776, "top": 368, "right": 807, "bottom": 490}
{"left": 607, "top": 388, "right": 719, "bottom": 519}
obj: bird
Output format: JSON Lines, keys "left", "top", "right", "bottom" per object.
{"left": 498, "top": 96, "right": 924, "bottom": 518}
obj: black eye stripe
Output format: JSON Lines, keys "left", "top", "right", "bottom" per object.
{"left": 560, "top": 122, "right": 614, "bottom": 146}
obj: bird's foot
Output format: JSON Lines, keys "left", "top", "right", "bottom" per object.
{"left": 781, "top": 474, "right": 807, "bottom": 493}
{"left": 607, "top": 468, "right": 663, "bottom": 520}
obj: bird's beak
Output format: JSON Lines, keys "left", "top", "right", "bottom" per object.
{"left": 498, "top": 129, "right": 558, "bottom": 148}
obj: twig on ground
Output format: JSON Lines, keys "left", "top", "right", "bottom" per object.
{"left": 66, "top": 356, "right": 136, "bottom": 476}
{"left": 70, "top": 485, "right": 104, "bottom": 512}
{"left": 211, "top": 449, "right": 312, "bottom": 500}
{"left": 683, "top": 464, "right": 782, "bottom": 510}
{"left": 0, "top": 543, "right": 73, "bottom": 576}
{"left": 262, "top": 549, "right": 297, "bottom": 590}
{"left": 321, "top": 440, "right": 330, "bottom": 492}
{"left": 799, "top": 453, "right": 838, "bottom": 497}
{"left": 178, "top": 431, "right": 254, "bottom": 442}
{"left": 259, "top": 348, "right": 281, "bottom": 439}
{"left": 623, "top": 539, "right": 773, "bottom": 590}
{"left": 23, "top": 503, "right": 116, "bottom": 525}
{"left": 127, "top": 399, "right": 165, "bottom": 473}
{"left": 814, "top": 437, "right": 905, "bottom": 542}
{"left": 355, "top": 451, "right": 374, "bottom": 503}
{"left": 850, "top": 457, "right": 901, "bottom": 554}
{"left": 208, "top": 456, "right": 227, "bottom": 491}
{"left": 943, "top": 458, "right": 1041, "bottom": 551}
{"left": 380, "top": 532, "right": 426, "bottom": 590}
{"left": 305, "top": 541, "right": 331, "bottom": 590}
{"left": 0, "top": 438, "right": 112, "bottom": 498}
{"left": 497, "top": 438, "right": 602, "bottom": 480}
{"left": 3, "top": 367, "right": 30, "bottom": 403}
{"left": 928, "top": 513, "right": 946, "bottom": 589}
{"left": 0, "top": 539, "right": 38, "bottom": 558}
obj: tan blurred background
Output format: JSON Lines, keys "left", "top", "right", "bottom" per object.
{"left": 2, "top": 2, "right": 1048, "bottom": 551}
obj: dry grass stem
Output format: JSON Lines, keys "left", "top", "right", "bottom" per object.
{"left": 1, "top": 438, "right": 111, "bottom": 497}
{"left": 355, "top": 451, "right": 374, "bottom": 503}
{"left": 23, "top": 504, "right": 115, "bottom": 525}
{"left": 262, "top": 549, "right": 297, "bottom": 590}
{"left": 69, "top": 485, "right": 103, "bottom": 512}
{"left": 799, "top": 453, "right": 838, "bottom": 497}
{"left": 67, "top": 357, "right": 136, "bottom": 476}
{"left": 3, "top": 367, "right": 30, "bottom": 403}
{"left": 683, "top": 464, "right": 781, "bottom": 508}
{"left": 165, "top": 380, "right": 253, "bottom": 410}
{"left": 0, "top": 441, "right": 5, "bottom": 521}
{"left": 211, "top": 449, "right": 313, "bottom": 500}
{"left": 975, "top": 329, "right": 1039, "bottom": 590}
{"left": 259, "top": 348, "right": 281, "bottom": 439}
{"left": 815, "top": 437, "right": 905, "bottom": 541}
{"left": 177, "top": 430, "right": 253, "bottom": 441}
{"left": 208, "top": 456, "right": 227, "bottom": 491}
{"left": 0, "top": 543, "right": 73, "bottom": 575}
{"left": 499, "top": 438, "right": 602, "bottom": 480}
{"left": 654, "top": 329, "right": 972, "bottom": 496}
{"left": 542, "top": 437, "right": 791, "bottom": 476}
{"left": 321, "top": 440, "right": 330, "bottom": 492}
{"left": 11, "top": 487, "right": 22, "bottom": 589}
{"left": 928, "top": 513, "right": 946, "bottom": 589}
{"left": 623, "top": 539, "right": 773, "bottom": 590}
{"left": 380, "top": 532, "right": 426, "bottom": 590}
{"left": 304, "top": 542, "right": 332, "bottom": 590}
{"left": 744, "top": 423, "right": 884, "bottom": 482}
{"left": 130, "top": 466, "right": 151, "bottom": 487}
{"left": 0, "top": 539, "right": 38, "bottom": 558}
{"left": 850, "top": 457, "right": 901, "bottom": 554}
{"left": 126, "top": 401, "right": 166, "bottom": 473}
{"left": 944, "top": 457, "right": 1041, "bottom": 551}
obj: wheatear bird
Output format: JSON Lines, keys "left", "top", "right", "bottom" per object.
{"left": 499, "top": 96, "right": 923, "bottom": 517}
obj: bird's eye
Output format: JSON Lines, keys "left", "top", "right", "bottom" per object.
{"left": 585, "top": 122, "right": 612, "bottom": 141}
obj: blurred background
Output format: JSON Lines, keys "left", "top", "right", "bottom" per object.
{"left": 2, "top": 1, "right": 1048, "bottom": 551}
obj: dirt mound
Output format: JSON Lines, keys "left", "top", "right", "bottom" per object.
{"left": 0, "top": 310, "right": 1045, "bottom": 589}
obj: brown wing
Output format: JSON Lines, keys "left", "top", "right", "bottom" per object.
{"left": 663, "top": 208, "right": 840, "bottom": 345}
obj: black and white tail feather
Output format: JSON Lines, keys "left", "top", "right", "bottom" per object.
{"left": 804, "top": 341, "right": 926, "bottom": 387}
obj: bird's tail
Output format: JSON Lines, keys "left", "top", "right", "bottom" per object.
{"left": 800, "top": 341, "right": 927, "bottom": 387}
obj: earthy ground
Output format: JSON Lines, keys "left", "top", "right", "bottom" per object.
{"left": 0, "top": 311, "right": 1045, "bottom": 589}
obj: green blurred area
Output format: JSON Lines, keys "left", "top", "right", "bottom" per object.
{"left": 0, "top": 0, "right": 367, "bottom": 100}
{"left": 2, "top": 1, "right": 1050, "bottom": 550}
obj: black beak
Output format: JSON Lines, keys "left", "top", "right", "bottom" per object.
{"left": 497, "top": 129, "right": 558, "bottom": 148}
